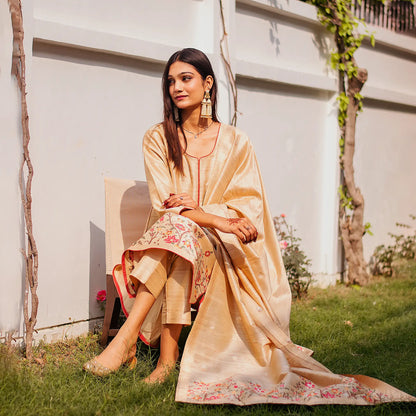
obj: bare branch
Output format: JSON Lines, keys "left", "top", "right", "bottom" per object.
{"left": 219, "top": 0, "right": 238, "bottom": 126}
{"left": 8, "top": 0, "right": 39, "bottom": 360}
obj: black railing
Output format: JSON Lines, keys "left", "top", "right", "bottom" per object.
{"left": 353, "top": 0, "right": 416, "bottom": 35}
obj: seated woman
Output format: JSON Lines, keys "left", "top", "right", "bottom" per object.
{"left": 84, "top": 48, "right": 415, "bottom": 406}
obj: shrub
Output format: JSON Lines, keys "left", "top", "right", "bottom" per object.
{"left": 274, "top": 214, "right": 312, "bottom": 299}
{"left": 369, "top": 214, "right": 416, "bottom": 277}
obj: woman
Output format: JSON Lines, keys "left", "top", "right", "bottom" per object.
{"left": 84, "top": 48, "right": 415, "bottom": 405}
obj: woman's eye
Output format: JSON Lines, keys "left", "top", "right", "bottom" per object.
{"left": 183, "top": 76, "right": 192, "bottom": 81}
{"left": 168, "top": 79, "right": 174, "bottom": 85}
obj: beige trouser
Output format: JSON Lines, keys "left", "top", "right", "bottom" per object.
{"left": 129, "top": 249, "right": 193, "bottom": 326}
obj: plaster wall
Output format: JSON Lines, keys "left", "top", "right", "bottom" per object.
{"left": 0, "top": 0, "right": 34, "bottom": 336}
{"left": 236, "top": 2, "right": 331, "bottom": 77}
{"left": 237, "top": 78, "right": 338, "bottom": 275}
{"left": 0, "top": 1, "right": 24, "bottom": 334}
{"left": 30, "top": 45, "right": 163, "bottom": 328}
{"left": 34, "top": 0, "right": 215, "bottom": 53}
{"left": 355, "top": 103, "right": 416, "bottom": 260}
{"left": 356, "top": 43, "right": 416, "bottom": 96}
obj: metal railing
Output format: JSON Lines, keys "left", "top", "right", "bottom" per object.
{"left": 353, "top": 0, "right": 416, "bottom": 35}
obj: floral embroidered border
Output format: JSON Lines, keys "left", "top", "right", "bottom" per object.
{"left": 123, "top": 212, "right": 215, "bottom": 304}
{"left": 186, "top": 375, "right": 390, "bottom": 405}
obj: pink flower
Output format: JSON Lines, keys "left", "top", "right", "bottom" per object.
{"left": 280, "top": 240, "right": 288, "bottom": 249}
{"left": 281, "top": 213, "right": 286, "bottom": 218}
{"left": 163, "top": 235, "right": 179, "bottom": 244}
{"left": 96, "top": 290, "right": 106, "bottom": 302}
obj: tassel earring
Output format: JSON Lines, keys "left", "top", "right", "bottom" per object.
{"left": 200, "top": 91, "right": 212, "bottom": 119}
{"left": 173, "top": 105, "right": 180, "bottom": 122}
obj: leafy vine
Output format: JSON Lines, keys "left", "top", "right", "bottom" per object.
{"left": 309, "top": 0, "right": 374, "bottom": 158}
{"left": 307, "top": 0, "right": 377, "bottom": 284}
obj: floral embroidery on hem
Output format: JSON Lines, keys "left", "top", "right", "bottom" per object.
{"left": 122, "top": 212, "right": 215, "bottom": 304}
{"left": 186, "top": 376, "right": 390, "bottom": 405}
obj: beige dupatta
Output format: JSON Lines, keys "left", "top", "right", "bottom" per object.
{"left": 121, "top": 123, "right": 416, "bottom": 405}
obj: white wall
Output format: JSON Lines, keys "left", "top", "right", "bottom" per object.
{"left": 355, "top": 102, "right": 416, "bottom": 259}
{"left": 1, "top": 0, "right": 415, "bottom": 343}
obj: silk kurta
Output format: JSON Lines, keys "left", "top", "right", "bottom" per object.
{"left": 114, "top": 123, "right": 415, "bottom": 405}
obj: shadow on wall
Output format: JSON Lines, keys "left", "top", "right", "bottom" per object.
{"left": 18, "top": 207, "right": 25, "bottom": 335}
{"left": 268, "top": 0, "right": 281, "bottom": 56}
{"left": 266, "top": 0, "right": 332, "bottom": 77}
{"left": 238, "top": 0, "right": 281, "bottom": 57}
{"left": 312, "top": 29, "right": 332, "bottom": 71}
{"left": 33, "top": 41, "right": 165, "bottom": 78}
{"left": 89, "top": 221, "right": 105, "bottom": 332}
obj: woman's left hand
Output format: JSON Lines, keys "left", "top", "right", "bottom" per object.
{"left": 163, "top": 193, "right": 198, "bottom": 210}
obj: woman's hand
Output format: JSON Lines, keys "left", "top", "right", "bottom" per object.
{"left": 215, "top": 217, "right": 258, "bottom": 244}
{"left": 163, "top": 193, "right": 198, "bottom": 210}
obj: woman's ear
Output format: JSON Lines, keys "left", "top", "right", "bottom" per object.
{"left": 204, "top": 75, "right": 214, "bottom": 91}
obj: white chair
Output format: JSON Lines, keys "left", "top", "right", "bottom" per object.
{"left": 100, "top": 177, "right": 152, "bottom": 346}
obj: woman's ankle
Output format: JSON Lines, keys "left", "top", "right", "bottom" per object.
{"left": 158, "top": 347, "right": 179, "bottom": 365}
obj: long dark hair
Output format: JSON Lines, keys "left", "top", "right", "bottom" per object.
{"left": 162, "top": 48, "right": 219, "bottom": 173}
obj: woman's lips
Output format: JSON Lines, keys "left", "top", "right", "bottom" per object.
{"left": 175, "top": 95, "right": 187, "bottom": 101}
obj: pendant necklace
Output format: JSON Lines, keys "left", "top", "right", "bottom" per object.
{"left": 183, "top": 121, "right": 213, "bottom": 139}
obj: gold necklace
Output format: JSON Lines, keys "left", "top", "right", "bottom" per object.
{"left": 182, "top": 121, "right": 213, "bottom": 139}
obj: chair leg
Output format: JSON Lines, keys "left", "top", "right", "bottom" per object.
{"left": 109, "top": 297, "right": 121, "bottom": 338}
{"left": 100, "top": 274, "right": 120, "bottom": 346}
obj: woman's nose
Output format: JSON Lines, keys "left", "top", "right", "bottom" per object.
{"left": 173, "top": 81, "right": 183, "bottom": 92}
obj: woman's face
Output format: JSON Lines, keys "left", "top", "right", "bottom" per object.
{"left": 167, "top": 61, "right": 212, "bottom": 112}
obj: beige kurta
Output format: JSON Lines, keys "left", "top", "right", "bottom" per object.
{"left": 114, "top": 123, "right": 415, "bottom": 405}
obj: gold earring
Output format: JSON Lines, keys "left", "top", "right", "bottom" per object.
{"left": 200, "top": 91, "right": 212, "bottom": 119}
{"left": 173, "top": 105, "right": 180, "bottom": 122}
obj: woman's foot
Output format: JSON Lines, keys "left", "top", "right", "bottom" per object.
{"left": 83, "top": 338, "right": 137, "bottom": 376}
{"left": 143, "top": 346, "right": 179, "bottom": 384}
{"left": 143, "top": 359, "right": 177, "bottom": 384}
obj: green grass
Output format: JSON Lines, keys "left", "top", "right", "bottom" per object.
{"left": 1, "top": 261, "right": 415, "bottom": 415}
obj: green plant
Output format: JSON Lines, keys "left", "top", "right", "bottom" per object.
{"left": 370, "top": 215, "right": 416, "bottom": 277}
{"left": 274, "top": 214, "right": 312, "bottom": 299}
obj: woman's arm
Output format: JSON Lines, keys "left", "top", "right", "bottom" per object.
{"left": 164, "top": 193, "right": 258, "bottom": 243}
{"left": 186, "top": 210, "right": 258, "bottom": 243}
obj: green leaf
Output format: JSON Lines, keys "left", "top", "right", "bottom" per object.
{"left": 364, "top": 222, "right": 373, "bottom": 236}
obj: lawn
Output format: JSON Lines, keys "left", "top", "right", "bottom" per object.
{"left": 1, "top": 261, "right": 415, "bottom": 416}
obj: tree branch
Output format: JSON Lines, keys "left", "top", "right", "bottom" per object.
{"left": 219, "top": 0, "right": 238, "bottom": 126}
{"left": 8, "top": 0, "right": 39, "bottom": 360}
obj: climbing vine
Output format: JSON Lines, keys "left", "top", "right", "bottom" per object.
{"left": 309, "top": 0, "right": 414, "bottom": 285}
{"left": 307, "top": 0, "right": 378, "bottom": 285}
{"left": 313, "top": 0, "right": 374, "bottom": 154}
